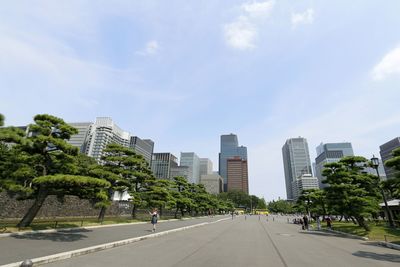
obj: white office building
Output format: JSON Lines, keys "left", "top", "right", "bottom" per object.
{"left": 291, "top": 174, "right": 319, "bottom": 201}
{"left": 200, "top": 173, "right": 223, "bottom": 195}
{"left": 180, "top": 152, "right": 201, "bottom": 184}
{"left": 200, "top": 158, "right": 213, "bottom": 176}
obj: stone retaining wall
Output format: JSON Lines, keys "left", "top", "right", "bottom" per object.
{"left": 0, "top": 191, "right": 132, "bottom": 219}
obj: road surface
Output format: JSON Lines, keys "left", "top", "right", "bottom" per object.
{"left": 44, "top": 215, "right": 400, "bottom": 267}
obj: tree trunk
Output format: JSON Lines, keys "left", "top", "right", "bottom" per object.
{"left": 131, "top": 204, "right": 137, "bottom": 219}
{"left": 174, "top": 207, "right": 179, "bottom": 219}
{"left": 17, "top": 187, "right": 48, "bottom": 227}
{"left": 98, "top": 206, "right": 106, "bottom": 222}
{"left": 355, "top": 216, "right": 370, "bottom": 231}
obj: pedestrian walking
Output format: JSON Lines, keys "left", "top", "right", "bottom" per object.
{"left": 149, "top": 208, "right": 158, "bottom": 232}
{"left": 316, "top": 216, "right": 321, "bottom": 230}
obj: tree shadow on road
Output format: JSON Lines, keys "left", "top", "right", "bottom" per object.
{"left": 352, "top": 251, "right": 400, "bottom": 263}
{"left": 10, "top": 229, "right": 92, "bottom": 242}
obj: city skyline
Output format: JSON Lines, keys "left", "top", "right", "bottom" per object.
{"left": 1, "top": 1, "right": 400, "bottom": 200}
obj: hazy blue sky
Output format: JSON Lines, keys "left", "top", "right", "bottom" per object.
{"left": 1, "top": 1, "right": 400, "bottom": 200}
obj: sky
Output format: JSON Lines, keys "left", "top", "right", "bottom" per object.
{"left": 1, "top": 1, "right": 400, "bottom": 201}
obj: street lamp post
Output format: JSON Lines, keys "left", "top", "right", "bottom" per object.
{"left": 371, "top": 156, "right": 395, "bottom": 228}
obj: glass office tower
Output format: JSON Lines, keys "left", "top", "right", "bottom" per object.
{"left": 282, "top": 137, "right": 312, "bottom": 200}
{"left": 219, "top": 134, "right": 248, "bottom": 192}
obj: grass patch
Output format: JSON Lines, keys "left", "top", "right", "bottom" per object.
{"left": 311, "top": 221, "right": 400, "bottom": 244}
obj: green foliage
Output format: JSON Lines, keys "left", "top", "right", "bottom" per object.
{"left": 218, "top": 190, "right": 266, "bottom": 211}
{"left": 322, "top": 156, "right": 381, "bottom": 231}
{"left": 295, "top": 189, "right": 326, "bottom": 216}
{"left": 171, "top": 176, "right": 194, "bottom": 217}
{"left": 0, "top": 114, "right": 116, "bottom": 227}
{"left": 267, "top": 199, "right": 294, "bottom": 214}
{"left": 0, "top": 113, "right": 4, "bottom": 126}
{"left": 142, "top": 179, "right": 176, "bottom": 211}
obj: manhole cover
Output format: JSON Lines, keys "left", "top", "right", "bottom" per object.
{"left": 278, "top": 233, "right": 293, "bottom": 237}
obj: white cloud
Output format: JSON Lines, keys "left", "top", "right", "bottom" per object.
{"left": 136, "top": 40, "right": 160, "bottom": 56}
{"left": 241, "top": 0, "right": 275, "bottom": 18}
{"left": 372, "top": 45, "right": 400, "bottom": 81}
{"left": 291, "top": 8, "right": 314, "bottom": 28}
{"left": 223, "top": 1, "right": 275, "bottom": 50}
{"left": 224, "top": 16, "right": 257, "bottom": 50}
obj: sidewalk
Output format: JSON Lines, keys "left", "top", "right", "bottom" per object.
{"left": 0, "top": 215, "right": 228, "bottom": 266}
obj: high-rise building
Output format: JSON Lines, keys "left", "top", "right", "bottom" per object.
{"left": 291, "top": 174, "right": 319, "bottom": 201}
{"left": 151, "top": 153, "right": 178, "bottom": 180}
{"left": 170, "top": 165, "right": 190, "bottom": 181}
{"left": 380, "top": 137, "right": 400, "bottom": 179}
{"left": 67, "top": 122, "right": 93, "bottom": 153}
{"left": 180, "top": 152, "right": 201, "bottom": 184}
{"left": 219, "top": 134, "right": 248, "bottom": 192}
{"left": 200, "top": 173, "right": 223, "bottom": 194}
{"left": 68, "top": 118, "right": 154, "bottom": 166}
{"left": 84, "top": 117, "right": 131, "bottom": 162}
{"left": 226, "top": 157, "right": 248, "bottom": 194}
{"left": 199, "top": 158, "right": 213, "bottom": 176}
{"left": 315, "top": 142, "right": 354, "bottom": 188}
{"left": 130, "top": 136, "right": 154, "bottom": 165}
{"left": 282, "top": 137, "right": 313, "bottom": 200}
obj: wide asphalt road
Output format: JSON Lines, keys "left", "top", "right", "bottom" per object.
{"left": 0, "top": 216, "right": 227, "bottom": 266}
{"left": 45, "top": 215, "right": 400, "bottom": 267}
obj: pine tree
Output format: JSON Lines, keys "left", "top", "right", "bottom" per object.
{"left": 1, "top": 114, "right": 111, "bottom": 227}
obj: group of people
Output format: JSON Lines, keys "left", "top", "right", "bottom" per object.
{"left": 292, "top": 215, "right": 333, "bottom": 230}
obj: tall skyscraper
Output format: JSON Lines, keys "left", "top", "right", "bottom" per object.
{"left": 130, "top": 136, "right": 154, "bottom": 165}
{"left": 151, "top": 153, "right": 178, "bottom": 180}
{"left": 315, "top": 142, "right": 354, "bottom": 188}
{"left": 180, "top": 152, "right": 201, "bottom": 184}
{"left": 380, "top": 137, "right": 400, "bottom": 179}
{"left": 227, "top": 157, "right": 248, "bottom": 193}
{"left": 282, "top": 137, "right": 312, "bottom": 200}
{"left": 199, "top": 158, "right": 213, "bottom": 176}
{"left": 83, "top": 117, "right": 131, "bottom": 162}
{"left": 219, "top": 134, "right": 248, "bottom": 192}
{"left": 67, "top": 122, "right": 93, "bottom": 153}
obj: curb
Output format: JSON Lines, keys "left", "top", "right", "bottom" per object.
{"left": 378, "top": 241, "right": 400, "bottom": 250}
{"left": 320, "top": 229, "right": 369, "bottom": 241}
{"left": 1, "top": 217, "right": 230, "bottom": 267}
{"left": 0, "top": 215, "right": 216, "bottom": 238}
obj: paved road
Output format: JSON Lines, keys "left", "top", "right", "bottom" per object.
{"left": 45, "top": 215, "right": 400, "bottom": 267}
{"left": 0, "top": 216, "right": 227, "bottom": 265}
